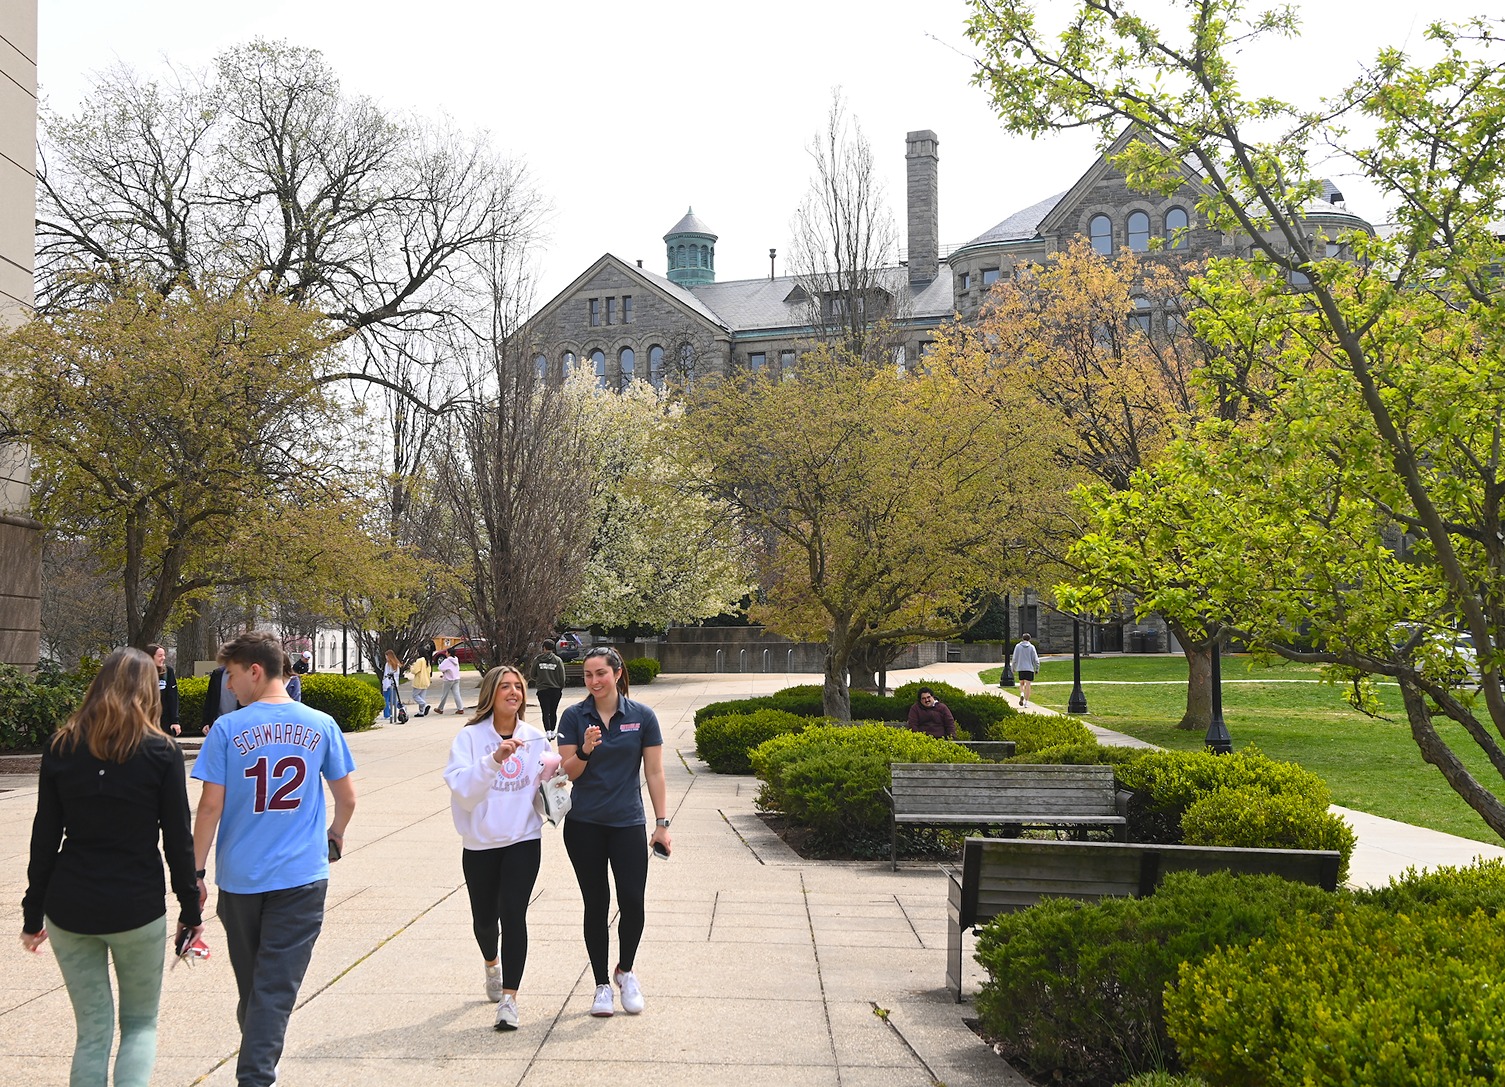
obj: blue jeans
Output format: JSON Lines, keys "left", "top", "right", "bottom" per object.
{"left": 383, "top": 685, "right": 397, "bottom": 720}
{"left": 218, "top": 880, "right": 327, "bottom": 1087}
{"left": 47, "top": 913, "right": 166, "bottom": 1087}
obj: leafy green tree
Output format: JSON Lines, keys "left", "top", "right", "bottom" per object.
{"left": 682, "top": 348, "right": 1051, "bottom": 718}
{"left": 0, "top": 284, "right": 425, "bottom": 648}
{"left": 967, "top": 1, "right": 1505, "bottom": 834}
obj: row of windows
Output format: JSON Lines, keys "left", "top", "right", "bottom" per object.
{"left": 1089, "top": 207, "right": 1190, "bottom": 255}
{"left": 587, "top": 294, "right": 634, "bottom": 327}
{"left": 535, "top": 344, "right": 699, "bottom": 391}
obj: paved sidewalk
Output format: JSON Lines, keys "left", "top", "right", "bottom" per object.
{"left": 5, "top": 664, "right": 1505, "bottom": 1085}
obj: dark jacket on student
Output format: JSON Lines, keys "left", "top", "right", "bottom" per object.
{"left": 906, "top": 700, "right": 957, "bottom": 740}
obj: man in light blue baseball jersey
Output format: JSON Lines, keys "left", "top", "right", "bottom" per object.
{"left": 193, "top": 630, "right": 357, "bottom": 1087}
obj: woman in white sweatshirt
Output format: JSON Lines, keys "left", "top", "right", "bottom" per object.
{"left": 443, "top": 665, "right": 551, "bottom": 1032}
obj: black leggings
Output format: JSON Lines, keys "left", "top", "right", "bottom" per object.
{"left": 537, "top": 688, "right": 562, "bottom": 733}
{"left": 461, "top": 839, "right": 541, "bottom": 991}
{"left": 562, "top": 819, "right": 649, "bottom": 986}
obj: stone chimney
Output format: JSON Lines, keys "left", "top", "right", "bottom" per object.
{"left": 905, "top": 130, "right": 939, "bottom": 286}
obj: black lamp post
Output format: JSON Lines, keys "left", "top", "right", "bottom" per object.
{"left": 1203, "top": 635, "right": 1233, "bottom": 754}
{"left": 1067, "top": 617, "right": 1089, "bottom": 714}
{"left": 999, "top": 592, "right": 1016, "bottom": 688}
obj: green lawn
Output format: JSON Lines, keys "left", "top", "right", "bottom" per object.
{"left": 980, "top": 654, "right": 1505, "bottom": 845}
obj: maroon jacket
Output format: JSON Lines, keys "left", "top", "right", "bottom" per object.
{"left": 906, "top": 700, "right": 956, "bottom": 740}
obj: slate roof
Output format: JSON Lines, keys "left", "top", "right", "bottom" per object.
{"left": 665, "top": 208, "right": 717, "bottom": 239}
{"left": 952, "top": 191, "right": 1067, "bottom": 254}
{"left": 689, "top": 267, "right": 956, "bottom": 334}
{"left": 628, "top": 263, "right": 728, "bottom": 329}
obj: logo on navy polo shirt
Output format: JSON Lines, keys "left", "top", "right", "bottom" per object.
{"left": 621, "top": 722, "right": 640, "bottom": 732}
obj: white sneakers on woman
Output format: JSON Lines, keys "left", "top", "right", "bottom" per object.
{"left": 613, "top": 967, "right": 644, "bottom": 1014}
{"left": 493, "top": 994, "right": 519, "bottom": 1031}
{"left": 484, "top": 964, "right": 503, "bottom": 1003}
{"left": 590, "top": 983, "right": 615, "bottom": 1017}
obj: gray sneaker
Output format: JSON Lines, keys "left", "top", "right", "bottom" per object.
{"left": 484, "top": 964, "right": 503, "bottom": 1003}
{"left": 493, "top": 993, "right": 519, "bottom": 1031}
{"left": 590, "top": 983, "right": 615, "bottom": 1017}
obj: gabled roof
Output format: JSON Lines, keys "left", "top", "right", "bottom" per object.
{"left": 952, "top": 191, "right": 1068, "bottom": 255}
{"left": 524, "top": 253, "right": 729, "bottom": 336}
{"left": 1037, "top": 126, "right": 1214, "bottom": 237}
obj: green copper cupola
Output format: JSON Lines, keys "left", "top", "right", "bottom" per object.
{"left": 664, "top": 207, "right": 717, "bottom": 287}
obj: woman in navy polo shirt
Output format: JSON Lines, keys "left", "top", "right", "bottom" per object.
{"left": 556, "top": 647, "right": 671, "bottom": 1018}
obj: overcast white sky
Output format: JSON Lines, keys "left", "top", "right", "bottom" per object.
{"left": 37, "top": 0, "right": 1490, "bottom": 304}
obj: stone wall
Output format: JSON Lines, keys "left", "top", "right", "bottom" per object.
{"left": 0, "top": 2, "right": 39, "bottom": 668}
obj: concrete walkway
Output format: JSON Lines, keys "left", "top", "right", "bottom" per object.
{"left": 3, "top": 664, "right": 1504, "bottom": 1086}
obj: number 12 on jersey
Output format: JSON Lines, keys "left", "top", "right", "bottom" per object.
{"left": 245, "top": 755, "right": 308, "bottom": 813}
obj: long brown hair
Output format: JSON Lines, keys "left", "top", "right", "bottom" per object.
{"left": 466, "top": 665, "right": 528, "bottom": 727}
{"left": 51, "top": 647, "right": 162, "bottom": 763}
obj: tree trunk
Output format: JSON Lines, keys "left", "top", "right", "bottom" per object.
{"left": 1168, "top": 618, "right": 1213, "bottom": 731}
{"left": 176, "top": 604, "right": 210, "bottom": 673}
{"left": 822, "top": 648, "right": 852, "bottom": 720}
{"left": 848, "top": 643, "right": 884, "bottom": 692}
{"left": 1401, "top": 681, "right": 1505, "bottom": 840}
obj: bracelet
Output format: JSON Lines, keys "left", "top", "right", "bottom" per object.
{"left": 576, "top": 746, "right": 592, "bottom": 761}
{"left": 195, "top": 869, "right": 206, "bottom": 879}
{"left": 655, "top": 818, "right": 670, "bottom": 828}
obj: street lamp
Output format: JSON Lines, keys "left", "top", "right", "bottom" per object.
{"left": 1067, "top": 617, "right": 1089, "bottom": 714}
{"left": 1204, "top": 635, "right": 1233, "bottom": 754}
{"left": 999, "top": 591, "right": 1016, "bottom": 688}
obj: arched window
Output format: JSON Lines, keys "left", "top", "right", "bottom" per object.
{"left": 534, "top": 353, "right": 548, "bottom": 381}
{"left": 1165, "top": 207, "right": 1189, "bottom": 249}
{"left": 1127, "top": 211, "right": 1150, "bottom": 252}
{"left": 700, "top": 245, "right": 709, "bottom": 268}
{"left": 562, "top": 350, "right": 576, "bottom": 374}
{"left": 666, "top": 244, "right": 675, "bottom": 269}
{"left": 676, "top": 244, "right": 686, "bottom": 268}
{"left": 619, "top": 347, "right": 636, "bottom": 389}
{"left": 1089, "top": 214, "right": 1113, "bottom": 255}
{"left": 648, "top": 345, "right": 665, "bottom": 389}
{"left": 591, "top": 349, "right": 607, "bottom": 389}
{"left": 1130, "top": 296, "right": 1153, "bottom": 334}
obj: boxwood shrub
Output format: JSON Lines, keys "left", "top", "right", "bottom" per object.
{"left": 696, "top": 709, "right": 812, "bottom": 773}
{"left": 1355, "top": 857, "right": 1505, "bottom": 917}
{"left": 693, "top": 681, "right": 1017, "bottom": 742}
{"left": 975, "top": 871, "right": 1344, "bottom": 1087}
{"left": 1181, "top": 784, "right": 1356, "bottom": 883}
{"left": 748, "top": 723, "right": 981, "bottom": 846}
{"left": 1008, "top": 741, "right": 1144, "bottom": 766}
{"left": 1005, "top": 714, "right": 1096, "bottom": 754}
{"left": 1167, "top": 905, "right": 1505, "bottom": 1087}
{"left": 625, "top": 657, "right": 661, "bottom": 685}
{"left": 182, "top": 673, "right": 382, "bottom": 734}
{"left": 0, "top": 663, "right": 85, "bottom": 751}
{"left": 1114, "top": 746, "right": 1332, "bottom": 845}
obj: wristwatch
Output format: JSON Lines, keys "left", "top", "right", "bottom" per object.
{"left": 655, "top": 818, "right": 671, "bottom": 828}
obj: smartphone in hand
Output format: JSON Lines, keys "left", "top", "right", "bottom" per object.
{"left": 328, "top": 837, "right": 342, "bottom": 862}
{"left": 651, "top": 840, "right": 670, "bottom": 860}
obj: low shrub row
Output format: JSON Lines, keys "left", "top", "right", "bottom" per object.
{"left": 696, "top": 709, "right": 812, "bottom": 773}
{"left": 180, "top": 673, "right": 382, "bottom": 734}
{"left": 981, "top": 858, "right": 1505, "bottom": 1087}
{"left": 625, "top": 657, "right": 661, "bottom": 685}
{"left": 749, "top": 723, "right": 981, "bottom": 850}
{"left": 0, "top": 663, "right": 87, "bottom": 751}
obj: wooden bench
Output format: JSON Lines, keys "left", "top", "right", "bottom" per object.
{"left": 886, "top": 763, "right": 1129, "bottom": 871}
{"left": 945, "top": 837, "right": 1342, "bottom": 1001}
{"left": 954, "top": 740, "right": 1016, "bottom": 761}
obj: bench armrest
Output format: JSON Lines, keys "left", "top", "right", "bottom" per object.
{"left": 1115, "top": 789, "right": 1134, "bottom": 821}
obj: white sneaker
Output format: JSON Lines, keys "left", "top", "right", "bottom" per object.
{"left": 613, "top": 966, "right": 644, "bottom": 1014}
{"left": 493, "top": 993, "right": 519, "bottom": 1031}
{"left": 590, "top": 983, "right": 615, "bottom": 1017}
{"left": 484, "top": 964, "right": 503, "bottom": 1002}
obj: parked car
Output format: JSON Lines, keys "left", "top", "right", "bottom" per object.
{"left": 452, "top": 638, "right": 490, "bottom": 665}
{"left": 555, "top": 631, "right": 588, "bottom": 661}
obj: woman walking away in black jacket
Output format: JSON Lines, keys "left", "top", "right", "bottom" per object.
{"left": 20, "top": 647, "right": 203, "bottom": 1087}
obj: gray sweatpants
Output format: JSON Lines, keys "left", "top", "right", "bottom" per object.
{"left": 218, "top": 880, "right": 327, "bottom": 1087}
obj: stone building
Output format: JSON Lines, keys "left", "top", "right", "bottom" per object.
{"left": 0, "top": 0, "right": 39, "bottom": 668}
{"left": 523, "top": 124, "right": 1374, "bottom": 655}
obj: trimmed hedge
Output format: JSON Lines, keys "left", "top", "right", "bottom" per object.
{"left": 749, "top": 723, "right": 981, "bottom": 845}
{"left": 0, "top": 664, "right": 85, "bottom": 751}
{"left": 181, "top": 673, "right": 382, "bottom": 734}
{"left": 1182, "top": 785, "right": 1356, "bottom": 883}
{"left": 975, "top": 871, "right": 1344, "bottom": 1087}
{"left": 1006, "top": 714, "right": 1096, "bottom": 754}
{"left": 1167, "top": 906, "right": 1505, "bottom": 1086}
{"left": 1008, "top": 741, "right": 1143, "bottom": 766}
{"left": 1355, "top": 857, "right": 1505, "bottom": 917}
{"left": 693, "top": 681, "right": 1017, "bottom": 744}
{"left": 696, "top": 709, "right": 812, "bottom": 773}
{"left": 1115, "top": 746, "right": 1328, "bottom": 842}
{"left": 626, "top": 657, "right": 661, "bottom": 685}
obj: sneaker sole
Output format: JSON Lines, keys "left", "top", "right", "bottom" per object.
{"left": 494, "top": 1019, "right": 518, "bottom": 1032}
{"left": 591, "top": 1008, "right": 614, "bottom": 1018}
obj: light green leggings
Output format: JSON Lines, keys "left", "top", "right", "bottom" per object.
{"left": 46, "top": 914, "right": 167, "bottom": 1087}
